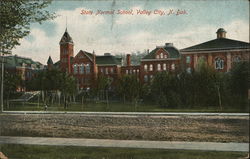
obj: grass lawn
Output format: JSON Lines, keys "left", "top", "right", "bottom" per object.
{"left": 0, "top": 144, "right": 248, "bottom": 159}
{"left": 4, "top": 101, "right": 248, "bottom": 113}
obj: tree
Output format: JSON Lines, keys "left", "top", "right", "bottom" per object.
{"left": 228, "top": 61, "right": 249, "bottom": 107}
{"left": 4, "top": 70, "right": 22, "bottom": 100}
{"left": 0, "top": 1, "right": 55, "bottom": 51}
{"left": 117, "top": 75, "right": 141, "bottom": 105}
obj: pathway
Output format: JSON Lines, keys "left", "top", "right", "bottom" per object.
{"left": 0, "top": 136, "right": 248, "bottom": 152}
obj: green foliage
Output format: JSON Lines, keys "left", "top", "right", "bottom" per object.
{"left": 26, "top": 69, "right": 77, "bottom": 98}
{"left": 117, "top": 75, "right": 141, "bottom": 103}
{"left": 3, "top": 70, "right": 22, "bottom": 100}
{"left": 0, "top": 1, "right": 55, "bottom": 51}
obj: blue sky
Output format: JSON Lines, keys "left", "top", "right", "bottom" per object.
{"left": 13, "top": 0, "right": 249, "bottom": 64}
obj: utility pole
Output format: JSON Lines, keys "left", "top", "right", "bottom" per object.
{"left": 0, "top": 46, "right": 11, "bottom": 113}
{"left": 1, "top": 50, "right": 4, "bottom": 113}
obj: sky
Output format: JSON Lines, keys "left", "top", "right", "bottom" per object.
{"left": 12, "top": 0, "right": 249, "bottom": 64}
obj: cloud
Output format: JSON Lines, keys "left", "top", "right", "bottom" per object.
{"left": 12, "top": 5, "right": 249, "bottom": 65}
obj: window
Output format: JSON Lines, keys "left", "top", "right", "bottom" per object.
{"left": 133, "top": 69, "right": 136, "bottom": 74}
{"left": 137, "top": 69, "right": 139, "bottom": 73}
{"left": 160, "top": 53, "right": 163, "bottom": 59}
{"left": 232, "top": 56, "right": 241, "bottom": 63}
{"left": 150, "top": 75, "right": 153, "bottom": 80}
{"left": 163, "top": 63, "right": 167, "bottom": 70}
{"left": 171, "top": 63, "right": 175, "bottom": 70}
{"left": 100, "top": 68, "right": 103, "bottom": 73}
{"left": 73, "top": 64, "right": 78, "bottom": 74}
{"left": 110, "top": 68, "right": 114, "bottom": 74}
{"left": 156, "top": 55, "right": 160, "bottom": 59}
{"left": 186, "top": 56, "right": 191, "bottom": 64}
{"left": 149, "top": 64, "right": 153, "bottom": 71}
{"left": 215, "top": 58, "right": 224, "bottom": 70}
{"left": 144, "top": 75, "right": 148, "bottom": 82}
{"left": 164, "top": 54, "right": 167, "bottom": 59}
{"left": 144, "top": 64, "right": 148, "bottom": 71}
{"left": 79, "top": 64, "right": 84, "bottom": 74}
{"left": 86, "top": 64, "right": 90, "bottom": 74}
{"left": 186, "top": 67, "right": 191, "bottom": 73}
{"left": 126, "top": 70, "right": 129, "bottom": 74}
{"left": 105, "top": 68, "right": 109, "bottom": 74}
{"left": 157, "top": 64, "right": 161, "bottom": 71}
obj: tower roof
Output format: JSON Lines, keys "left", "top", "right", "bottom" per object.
{"left": 216, "top": 28, "right": 226, "bottom": 33}
{"left": 47, "top": 56, "right": 53, "bottom": 65}
{"left": 59, "top": 28, "right": 74, "bottom": 45}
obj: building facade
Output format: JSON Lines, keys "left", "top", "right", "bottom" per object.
{"left": 180, "top": 28, "right": 250, "bottom": 73}
{"left": 47, "top": 28, "right": 250, "bottom": 89}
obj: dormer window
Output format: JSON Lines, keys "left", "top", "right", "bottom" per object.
{"left": 164, "top": 55, "right": 167, "bottom": 58}
{"left": 156, "top": 55, "right": 160, "bottom": 59}
{"left": 160, "top": 53, "right": 163, "bottom": 59}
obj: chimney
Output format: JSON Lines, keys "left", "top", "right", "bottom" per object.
{"left": 126, "top": 54, "right": 131, "bottom": 66}
{"left": 216, "top": 28, "right": 226, "bottom": 39}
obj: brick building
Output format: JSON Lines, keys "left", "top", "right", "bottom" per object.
{"left": 48, "top": 28, "right": 249, "bottom": 89}
{"left": 3, "top": 55, "right": 44, "bottom": 91}
{"left": 180, "top": 28, "right": 250, "bottom": 73}
{"left": 140, "top": 43, "right": 181, "bottom": 83}
{"left": 50, "top": 29, "right": 122, "bottom": 90}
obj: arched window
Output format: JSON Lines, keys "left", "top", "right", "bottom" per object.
{"left": 160, "top": 53, "right": 163, "bottom": 59}
{"left": 149, "top": 64, "right": 153, "bottom": 71}
{"left": 79, "top": 64, "right": 84, "bottom": 74}
{"left": 144, "top": 64, "right": 148, "bottom": 71}
{"left": 86, "top": 64, "right": 90, "bottom": 74}
{"left": 157, "top": 64, "right": 161, "bottom": 71}
{"left": 156, "top": 55, "right": 160, "bottom": 59}
{"left": 163, "top": 63, "right": 167, "bottom": 70}
{"left": 144, "top": 75, "right": 148, "bottom": 82}
{"left": 171, "top": 63, "right": 175, "bottom": 70}
{"left": 164, "top": 54, "right": 167, "bottom": 59}
{"left": 73, "top": 64, "right": 78, "bottom": 74}
{"left": 215, "top": 57, "right": 224, "bottom": 70}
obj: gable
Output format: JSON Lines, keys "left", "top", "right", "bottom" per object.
{"left": 155, "top": 48, "right": 169, "bottom": 59}
{"left": 73, "top": 50, "right": 93, "bottom": 63}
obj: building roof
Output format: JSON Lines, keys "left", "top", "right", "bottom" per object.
{"left": 96, "top": 54, "right": 122, "bottom": 65}
{"left": 143, "top": 43, "right": 181, "bottom": 59}
{"left": 216, "top": 28, "right": 226, "bottom": 33}
{"left": 4, "top": 55, "right": 44, "bottom": 69}
{"left": 181, "top": 38, "right": 250, "bottom": 52}
{"left": 59, "top": 28, "right": 74, "bottom": 45}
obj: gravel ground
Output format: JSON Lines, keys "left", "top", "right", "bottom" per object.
{"left": 0, "top": 114, "right": 249, "bottom": 142}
